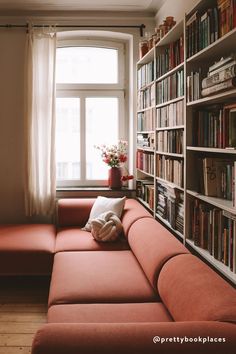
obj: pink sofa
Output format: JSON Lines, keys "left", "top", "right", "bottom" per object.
{"left": 31, "top": 198, "right": 236, "bottom": 354}
{"left": 0, "top": 224, "right": 56, "bottom": 275}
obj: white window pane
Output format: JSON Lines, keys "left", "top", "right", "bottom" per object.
{"left": 56, "top": 98, "right": 80, "bottom": 180}
{"left": 86, "top": 97, "right": 118, "bottom": 180}
{"left": 56, "top": 47, "right": 118, "bottom": 84}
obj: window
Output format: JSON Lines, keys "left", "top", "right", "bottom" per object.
{"left": 56, "top": 40, "right": 126, "bottom": 186}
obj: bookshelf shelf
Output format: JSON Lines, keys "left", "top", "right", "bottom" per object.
{"left": 136, "top": 168, "right": 154, "bottom": 178}
{"left": 156, "top": 212, "right": 184, "bottom": 239}
{"left": 137, "top": 147, "right": 155, "bottom": 152}
{"left": 156, "top": 125, "right": 184, "bottom": 131}
{"left": 156, "top": 177, "right": 184, "bottom": 191}
{"left": 156, "top": 19, "right": 184, "bottom": 47}
{"left": 186, "top": 239, "right": 236, "bottom": 283}
{"left": 187, "top": 146, "right": 236, "bottom": 155}
{"left": 137, "top": 197, "right": 154, "bottom": 214}
{"left": 156, "top": 96, "right": 185, "bottom": 109}
{"left": 137, "top": 130, "right": 155, "bottom": 134}
{"left": 137, "top": 106, "right": 155, "bottom": 113}
{"left": 156, "top": 151, "right": 184, "bottom": 158}
{"left": 186, "top": 189, "right": 236, "bottom": 214}
{"left": 156, "top": 62, "right": 184, "bottom": 83}
{"left": 187, "top": 89, "right": 236, "bottom": 107}
{"left": 187, "top": 27, "right": 236, "bottom": 64}
{"left": 138, "top": 80, "right": 155, "bottom": 92}
{"left": 137, "top": 46, "right": 155, "bottom": 66}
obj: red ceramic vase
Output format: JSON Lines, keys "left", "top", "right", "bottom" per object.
{"left": 108, "top": 167, "right": 122, "bottom": 189}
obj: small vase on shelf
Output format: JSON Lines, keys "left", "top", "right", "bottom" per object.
{"left": 108, "top": 167, "right": 122, "bottom": 189}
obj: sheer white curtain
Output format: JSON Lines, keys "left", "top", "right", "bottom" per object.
{"left": 24, "top": 28, "right": 57, "bottom": 216}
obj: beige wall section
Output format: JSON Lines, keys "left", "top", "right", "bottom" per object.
{"left": 0, "top": 13, "right": 155, "bottom": 223}
{"left": 0, "top": 30, "right": 27, "bottom": 223}
{"left": 155, "top": 0, "right": 199, "bottom": 25}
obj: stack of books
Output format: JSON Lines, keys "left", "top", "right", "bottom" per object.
{"left": 156, "top": 100, "right": 184, "bottom": 128}
{"left": 137, "top": 133, "right": 155, "bottom": 149}
{"left": 136, "top": 179, "right": 155, "bottom": 210}
{"left": 188, "top": 198, "right": 236, "bottom": 271}
{"left": 136, "top": 150, "right": 154, "bottom": 175}
{"left": 201, "top": 55, "right": 236, "bottom": 97}
{"left": 156, "top": 35, "right": 184, "bottom": 78}
{"left": 156, "top": 129, "right": 183, "bottom": 154}
{"left": 156, "top": 183, "right": 184, "bottom": 233}
{"left": 137, "top": 83, "right": 155, "bottom": 110}
{"left": 156, "top": 69, "right": 184, "bottom": 104}
{"left": 156, "top": 155, "right": 184, "bottom": 187}
{"left": 198, "top": 157, "right": 236, "bottom": 203}
{"left": 194, "top": 103, "right": 236, "bottom": 148}
{"left": 137, "top": 61, "right": 155, "bottom": 89}
{"left": 186, "top": 0, "right": 236, "bottom": 58}
{"left": 137, "top": 109, "right": 155, "bottom": 131}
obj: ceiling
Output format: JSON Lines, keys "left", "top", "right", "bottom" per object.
{"left": 0, "top": 0, "right": 165, "bottom": 12}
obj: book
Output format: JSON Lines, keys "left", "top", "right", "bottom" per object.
{"left": 201, "top": 77, "right": 236, "bottom": 96}
{"left": 202, "top": 64, "right": 236, "bottom": 88}
{"left": 202, "top": 157, "right": 233, "bottom": 198}
{"left": 209, "top": 55, "right": 235, "bottom": 73}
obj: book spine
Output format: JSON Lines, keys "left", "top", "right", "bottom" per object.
{"left": 201, "top": 77, "right": 236, "bottom": 96}
{"left": 202, "top": 64, "right": 236, "bottom": 88}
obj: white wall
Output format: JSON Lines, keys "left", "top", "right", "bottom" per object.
{"left": 155, "top": 0, "right": 199, "bottom": 25}
{"left": 0, "top": 12, "right": 155, "bottom": 223}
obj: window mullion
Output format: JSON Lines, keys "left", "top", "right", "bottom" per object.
{"left": 80, "top": 95, "right": 86, "bottom": 183}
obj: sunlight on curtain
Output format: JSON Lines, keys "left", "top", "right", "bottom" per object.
{"left": 24, "top": 28, "right": 57, "bottom": 216}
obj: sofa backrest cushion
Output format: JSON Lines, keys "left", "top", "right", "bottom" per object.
{"left": 121, "top": 199, "right": 152, "bottom": 236}
{"left": 128, "top": 217, "right": 189, "bottom": 289}
{"left": 57, "top": 198, "right": 152, "bottom": 235}
{"left": 158, "top": 253, "right": 236, "bottom": 322}
{"left": 57, "top": 199, "right": 95, "bottom": 227}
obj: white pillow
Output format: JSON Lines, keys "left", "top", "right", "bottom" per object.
{"left": 83, "top": 196, "right": 126, "bottom": 231}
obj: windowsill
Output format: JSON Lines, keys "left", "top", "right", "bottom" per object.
{"left": 56, "top": 186, "right": 135, "bottom": 198}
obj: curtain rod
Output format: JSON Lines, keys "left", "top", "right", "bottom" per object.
{"left": 0, "top": 23, "right": 146, "bottom": 36}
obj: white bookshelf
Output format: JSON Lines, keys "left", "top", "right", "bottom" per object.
{"left": 136, "top": 0, "right": 236, "bottom": 284}
{"left": 136, "top": 18, "right": 185, "bottom": 240}
{"left": 184, "top": 0, "right": 236, "bottom": 284}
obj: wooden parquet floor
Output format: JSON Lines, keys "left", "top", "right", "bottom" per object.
{"left": 0, "top": 276, "right": 50, "bottom": 354}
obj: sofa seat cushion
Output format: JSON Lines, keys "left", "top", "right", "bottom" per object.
{"left": 128, "top": 218, "right": 189, "bottom": 289}
{"left": 158, "top": 254, "right": 236, "bottom": 322}
{"left": 121, "top": 199, "right": 152, "bottom": 236}
{"left": 0, "top": 224, "right": 56, "bottom": 275}
{"left": 48, "top": 303, "right": 173, "bottom": 323}
{"left": 55, "top": 228, "right": 129, "bottom": 252}
{"left": 48, "top": 251, "right": 158, "bottom": 307}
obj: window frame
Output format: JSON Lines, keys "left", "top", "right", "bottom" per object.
{"left": 56, "top": 38, "right": 126, "bottom": 187}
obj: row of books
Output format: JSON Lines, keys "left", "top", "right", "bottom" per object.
{"left": 137, "top": 133, "right": 155, "bottom": 149}
{"left": 187, "top": 56, "right": 236, "bottom": 102}
{"left": 137, "top": 61, "right": 155, "bottom": 90}
{"left": 193, "top": 103, "right": 236, "bottom": 148}
{"left": 198, "top": 157, "right": 236, "bottom": 204}
{"left": 137, "top": 83, "right": 155, "bottom": 110}
{"left": 136, "top": 179, "right": 155, "bottom": 210}
{"left": 137, "top": 109, "right": 155, "bottom": 132}
{"left": 156, "top": 69, "right": 184, "bottom": 105}
{"left": 188, "top": 198, "right": 236, "bottom": 271}
{"left": 218, "top": 0, "right": 236, "bottom": 37}
{"left": 156, "top": 129, "right": 183, "bottom": 154}
{"left": 186, "top": 69, "right": 202, "bottom": 102}
{"left": 156, "top": 100, "right": 184, "bottom": 128}
{"left": 186, "top": 0, "right": 236, "bottom": 58}
{"left": 156, "top": 182, "right": 184, "bottom": 234}
{"left": 136, "top": 150, "right": 155, "bottom": 175}
{"left": 156, "top": 155, "right": 184, "bottom": 187}
{"left": 156, "top": 35, "right": 184, "bottom": 79}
